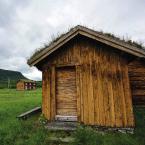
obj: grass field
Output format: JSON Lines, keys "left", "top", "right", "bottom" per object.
{"left": 0, "top": 89, "right": 145, "bottom": 145}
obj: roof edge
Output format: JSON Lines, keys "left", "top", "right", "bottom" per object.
{"left": 28, "top": 25, "right": 145, "bottom": 66}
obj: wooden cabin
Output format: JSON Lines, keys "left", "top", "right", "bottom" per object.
{"left": 16, "top": 79, "right": 36, "bottom": 91}
{"left": 28, "top": 25, "right": 145, "bottom": 128}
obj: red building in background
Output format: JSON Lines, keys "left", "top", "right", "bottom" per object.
{"left": 16, "top": 79, "right": 36, "bottom": 90}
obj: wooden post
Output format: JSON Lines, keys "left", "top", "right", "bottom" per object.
{"left": 76, "top": 65, "right": 81, "bottom": 122}
{"left": 51, "top": 66, "right": 56, "bottom": 120}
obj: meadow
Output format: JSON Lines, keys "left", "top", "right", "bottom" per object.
{"left": 0, "top": 89, "right": 145, "bottom": 145}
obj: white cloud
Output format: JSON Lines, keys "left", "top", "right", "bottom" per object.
{"left": 0, "top": 0, "right": 145, "bottom": 80}
{"left": 23, "top": 67, "right": 42, "bottom": 80}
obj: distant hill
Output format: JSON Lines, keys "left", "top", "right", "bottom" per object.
{"left": 0, "top": 69, "right": 42, "bottom": 89}
{"left": 0, "top": 69, "right": 27, "bottom": 81}
{"left": 0, "top": 69, "right": 27, "bottom": 89}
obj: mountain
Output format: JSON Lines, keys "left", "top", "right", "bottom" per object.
{"left": 0, "top": 69, "right": 27, "bottom": 88}
{"left": 0, "top": 69, "right": 27, "bottom": 81}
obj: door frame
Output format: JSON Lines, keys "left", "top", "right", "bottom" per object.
{"left": 51, "top": 64, "right": 80, "bottom": 121}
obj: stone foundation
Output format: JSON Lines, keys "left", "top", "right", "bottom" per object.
{"left": 45, "top": 121, "right": 134, "bottom": 134}
{"left": 92, "top": 126, "right": 134, "bottom": 134}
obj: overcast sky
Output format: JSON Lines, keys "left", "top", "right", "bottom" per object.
{"left": 0, "top": 0, "right": 145, "bottom": 80}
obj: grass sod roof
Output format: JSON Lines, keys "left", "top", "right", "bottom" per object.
{"left": 28, "top": 25, "right": 145, "bottom": 66}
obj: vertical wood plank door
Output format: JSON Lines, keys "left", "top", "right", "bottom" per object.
{"left": 56, "top": 66, "right": 77, "bottom": 120}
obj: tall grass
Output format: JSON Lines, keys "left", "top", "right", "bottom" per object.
{"left": 0, "top": 89, "right": 50, "bottom": 145}
{"left": 72, "top": 107, "right": 145, "bottom": 145}
{"left": 0, "top": 89, "right": 145, "bottom": 145}
{"left": 72, "top": 126, "right": 139, "bottom": 145}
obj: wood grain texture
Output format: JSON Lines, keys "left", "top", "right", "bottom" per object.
{"left": 42, "top": 36, "right": 134, "bottom": 127}
{"left": 56, "top": 67, "right": 77, "bottom": 116}
{"left": 129, "top": 60, "right": 145, "bottom": 106}
{"left": 76, "top": 65, "right": 81, "bottom": 121}
{"left": 50, "top": 66, "right": 56, "bottom": 120}
{"left": 42, "top": 68, "right": 51, "bottom": 119}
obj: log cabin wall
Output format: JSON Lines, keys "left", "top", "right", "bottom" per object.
{"left": 41, "top": 36, "right": 134, "bottom": 127}
{"left": 129, "top": 60, "right": 145, "bottom": 106}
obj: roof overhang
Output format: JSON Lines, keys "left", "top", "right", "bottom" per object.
{"left": 28, "top": 25, "right": 145, "bottom": 66}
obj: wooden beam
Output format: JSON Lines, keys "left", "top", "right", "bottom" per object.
{"left": 50, "top": 65, "right": 56, "bottom": 120}
{"left": 76, "top": 65, "right": 81, "bottom": 122}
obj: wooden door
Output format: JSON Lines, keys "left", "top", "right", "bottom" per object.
{"left": 56, "top": 66, "right": 77, "bottom": 121}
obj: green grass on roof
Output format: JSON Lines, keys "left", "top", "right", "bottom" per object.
{"left": 28, "top": 25, "right": 145, "bottom": 62}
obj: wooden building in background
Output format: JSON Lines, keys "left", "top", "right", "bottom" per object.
{"left": 16, "top": 79, "right": 36, "bottom": 91}
{"left": 28, "top": 25, "right": 145, "bottom": 128}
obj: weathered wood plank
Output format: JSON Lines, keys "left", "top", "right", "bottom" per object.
{"left": 50, "top": 66, "right": 56, "bottom": 120}
{"left": 123, "top": 65, "right": 134, "bottom": 127}
{"left": 76, "top": 65, "right": 81, "bottom": 122}
{"left": 56, "top": 67, "right": 77, "bottom": 117}
{"left": 42, "top": 68, "right": 51, "bottom": 120}
{"left": 118, "top": 60, "right": 127, "bottom": 127}
{"left": 41, "top": 37, "right": 134, "bottom": 127}
{"left": 17, "top": 107, "right": 41, "bottom": 119}
{"left": 129, "top": 60, "right": 145, "bottom": 106}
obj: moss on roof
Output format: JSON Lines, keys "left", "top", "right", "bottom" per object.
{"left": 28, "top": 25, "right": 145, "bottom": 62}
{"left": 28, "top": 27, "right": 74, "bottom": 62}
